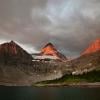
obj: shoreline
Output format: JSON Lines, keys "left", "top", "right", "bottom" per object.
{"left": 0, "top": 82, "right": 100, "bottom": 88}
{"left": 34, "top": 82, "right": 100, "bottom": 88}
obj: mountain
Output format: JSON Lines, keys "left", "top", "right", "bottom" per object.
{"left": 0, "top": 40, "right": 33, "bottom": 64}
{"left": 71, "top": 50, "right": 100, "bottom": 75}
{"left": 34, "top": 49, "right": 100, "bottom": 86}
{"left": 41, "top": 42, "right": 67, "bottom": 61}
{"left": 0, "top": 41, "right": 66, "bottom": 86}
{"left": 74, "top": 38, "right": 100, "bottom": 73}
{"left": 82, "top": 38, "right": 100, "bottom": 55}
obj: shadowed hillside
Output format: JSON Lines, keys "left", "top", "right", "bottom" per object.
{"left": 0, "top": 41, "right": 33, "bottom": 64}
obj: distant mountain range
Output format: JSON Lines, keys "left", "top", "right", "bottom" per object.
{"left": 0, "top": 38, "right": 100, "bottom": 62}
{"left": 0, "top": 38, "right": 99, "bottom": 86}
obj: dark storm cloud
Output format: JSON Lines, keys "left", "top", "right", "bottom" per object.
{"left": 0, "top": 0, "right": 100, "bottom": 56}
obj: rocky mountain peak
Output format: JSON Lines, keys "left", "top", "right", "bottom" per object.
{"left": 41, "top": 42, "right": 67, "bottom": 61}
{"left": 0, "top": 41, "right": 33, "bottom": 64}
{"left": 44, "top": 42, "right": 54, "bottom": 47}
{"left": 41, "top": 42, "right": 57, "bottom": 55}
{"left": 82, "top": 38, "right": 100, "bottom": 55}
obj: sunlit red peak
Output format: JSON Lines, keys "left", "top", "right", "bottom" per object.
{"left": 41, "top": 42, "right": 57, "bottom": 56}
{"left": 82, "top": 38, "right": 100, "bottom": 55}
{"left": 40, "top": 42, "right": 67, "bottom": 61}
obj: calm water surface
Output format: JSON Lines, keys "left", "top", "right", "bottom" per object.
{"left": 0, "top": 86, "right": 100, "bottom": 100}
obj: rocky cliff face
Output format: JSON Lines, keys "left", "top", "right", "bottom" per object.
{"left": 41, "top": 43, "right": 67, "bottom": 61}
{"left": 0, "top": 41, "right": 33, "bottom": 64}
{"left": 82, "top": 38, "right": 100, "bottom": 55}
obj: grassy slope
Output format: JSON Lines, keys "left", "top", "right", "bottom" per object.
{"left": 36, "top": 70, "right": 100, "bottom": 84}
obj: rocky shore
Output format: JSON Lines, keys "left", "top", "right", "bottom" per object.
{"left": 34, "top": 82, "right": 100, "bottom": 88}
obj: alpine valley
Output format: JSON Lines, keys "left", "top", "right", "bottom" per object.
{"left": 0, "top": 39, "right": 100, "bottom": 86}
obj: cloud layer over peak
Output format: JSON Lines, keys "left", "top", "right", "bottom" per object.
{"left": 0, "top": 0, "right": 100, "bottom": 57}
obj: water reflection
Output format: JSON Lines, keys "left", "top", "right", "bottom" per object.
{"left": 0, "top": 86, "right": 100, "bottom": 100}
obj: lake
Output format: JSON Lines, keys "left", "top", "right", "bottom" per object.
{"left": 0, "top": 86, "right": 100, "bottom": 100}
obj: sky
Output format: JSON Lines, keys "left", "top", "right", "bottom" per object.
{"left": 0, "top": 0, "right": 100, "bottom": 57}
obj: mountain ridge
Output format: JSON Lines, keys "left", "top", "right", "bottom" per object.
{"left": 81, "top": 38, "right": 100, "bottom": 55}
